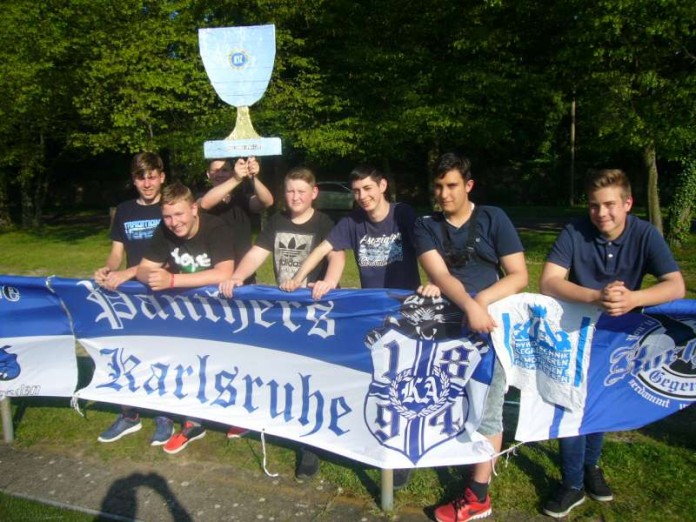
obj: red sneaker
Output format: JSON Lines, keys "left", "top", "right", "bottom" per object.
{"left": 434, "top": 487, "right": 492, "bottom": 522}
{"left": 226, "top": 425, "right": 249, "bottom": 439}
{"left": 163, "top": 421, "right": 206, "bottom": 455}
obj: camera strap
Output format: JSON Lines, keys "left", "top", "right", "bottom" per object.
{"left": 441, "top": 206, "right": 500, "bottom": 273}
{"left": 465, "top": 205, "right": 480, "bottom": 258}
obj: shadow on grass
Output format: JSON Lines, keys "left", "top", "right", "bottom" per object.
{"left": 241, "top": 430, "right": 388, "bottom": 500}
{"left": 11, "top": 355, "right": 98, "bottom": 429}
{"left": 501, "top": 395, "right": 560, "bottom": 508}
{"left": 98, "top": 472, "right": 192, "bottom": 522}
{"left": 638, "top": 403, "right": 696, "bottom": 451}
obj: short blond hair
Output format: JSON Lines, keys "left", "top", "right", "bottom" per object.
{"left": 161, "top": 181, "right": 194, "bottom": 206}
{"left": 585, "top": 169, "right": 632, "bottom": 201}
{"left": 285, "top": 166, "right": 316, "bottom": 187}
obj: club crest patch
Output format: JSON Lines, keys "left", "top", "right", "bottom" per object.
{"left": 363, "top": 295, "right": 489, "bottom": 463}
{"left": 605, "top": 314, "right": 696, "bottom": 401}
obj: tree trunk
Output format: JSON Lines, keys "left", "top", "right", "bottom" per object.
{"left": 427, "top": 142, "right": 440, "bottom": 210}
{"left": 20, "top": 164, "right": 36, "bottom": 228}
{"left": 643, "top": 142, "right": 663, "bottom": 235}
{"left": 18, "top": 133, "right": 48, "bottom": 228}
{"left": 382, "top": 157, "right": 394, "bottom": 201}
{"left": 569, "top": 96, "right": 576, "bottom": 206}
{"left": 0, "top": 172, "right": 12, "bottom": 228}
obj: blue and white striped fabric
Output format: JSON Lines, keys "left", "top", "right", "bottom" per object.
{"left": 490, "top": 294, "right": 696, "bottom": 442}
{"left": 0, "top": 275, "right": 77, "bottom": 399}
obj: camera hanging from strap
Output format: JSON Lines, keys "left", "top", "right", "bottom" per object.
{"left": 441, "top": 206, "right": 500, "bottom": 274}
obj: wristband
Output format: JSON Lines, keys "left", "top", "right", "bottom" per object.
{"left": 169, "top": 273, "right": 175, "bottom": 288}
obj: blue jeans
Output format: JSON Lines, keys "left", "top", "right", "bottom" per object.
{"left": 559, "top": 433, "right": 604, "bottom": 489}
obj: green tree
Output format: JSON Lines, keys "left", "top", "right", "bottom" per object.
{"left": 71, "top": 1, "right": 215, "bottom": 177}
{"left": 0, "top": 1, "right": 84, "bottom": 226}
{"left": 665, "top": 158, "right": 696, "bottom": 248}
{"left": 556, "top": 0, "right": 696, "bottom": 232}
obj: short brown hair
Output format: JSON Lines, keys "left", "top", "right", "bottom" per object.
{"left": 208, "top": 159, "right": 232, "bottom": 171}
{"left": 161, "top": 181, "right": 194, "bottom": 206}
{"left": 434, "top": 152, "right": 472, "bottom": 181}
{"left": 584, "top": 169, "right": 632, "bottom": 200}
{"left": 285, "top": 166, "right": 316, "bottom": 187}
{"left": 131, "top": 152, "right": 164, "bottom": 180}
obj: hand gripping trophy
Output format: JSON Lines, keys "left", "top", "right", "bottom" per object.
{"left": 199, "top": 24, "right": 282, "bottom": 158}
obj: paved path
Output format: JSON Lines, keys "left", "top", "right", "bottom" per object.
{"left": 0, "top": 444, "right": 426, "bottom": 521}
{"left": 0, "top": 443, "right": 551, "bottom": 521}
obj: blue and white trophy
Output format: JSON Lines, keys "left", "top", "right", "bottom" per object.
{"left": 199, "top": 25, "right": 282, "bottom": 158}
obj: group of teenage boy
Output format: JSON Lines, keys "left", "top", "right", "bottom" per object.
{"left": 93, "top": 150, "right": 685, "bottom": 521}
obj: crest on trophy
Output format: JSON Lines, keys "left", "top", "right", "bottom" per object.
{"left": 199, "top": 24, "right": 282, "bottom": 158}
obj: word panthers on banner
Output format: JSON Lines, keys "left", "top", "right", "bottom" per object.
{"left": 1, "top": 276, "right": 694, "bottom": 468}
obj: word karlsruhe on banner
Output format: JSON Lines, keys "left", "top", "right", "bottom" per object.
{"left": 1, "top": 275, "right": 695, "bottom": 469}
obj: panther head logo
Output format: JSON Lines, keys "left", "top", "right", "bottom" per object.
{"left": 0, "top": 345, "right": 20, "bottom": 381}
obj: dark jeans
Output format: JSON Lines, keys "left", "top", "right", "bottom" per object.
{"left": 560, "top": 432, "right": 604, "bottom": 489}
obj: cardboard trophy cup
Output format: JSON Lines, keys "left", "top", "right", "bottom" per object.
{"left": 199, "top": 24, "right": 282, "bottom": 158}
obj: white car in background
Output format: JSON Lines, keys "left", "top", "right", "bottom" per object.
{"left": 315, "top": 181, "right": 355, "bottom": 211}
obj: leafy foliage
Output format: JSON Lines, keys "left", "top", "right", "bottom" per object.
{"left": 0, "top": 1, "right": 695, "bottom": 227}
{"left": 666, "top": 158, "right": 696, "bottom": 248}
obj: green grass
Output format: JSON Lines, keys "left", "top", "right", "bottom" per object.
{"left": 1, "top": 208, "right": 695, "bottom": 520}
{"left": 0, "top": 491, "right": 94, "bottom": 521}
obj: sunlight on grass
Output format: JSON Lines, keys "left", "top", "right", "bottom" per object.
{"left": 1, "top": 208, "right": 695, "bottom": 520}
{"left": 0, "top": 492, "right": 94, "bottom": 522}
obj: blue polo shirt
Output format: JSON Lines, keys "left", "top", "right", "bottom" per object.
{"left": 546, "top": 214, "right": 679, "bottom": 290}
{"left": 414, "top": 205, "right": 524, "bottom": 294}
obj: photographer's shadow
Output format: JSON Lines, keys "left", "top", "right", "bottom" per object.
{"left": 95, "top": 472, "right": 192, "bottom": 521}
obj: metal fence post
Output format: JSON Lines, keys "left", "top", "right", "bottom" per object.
{"left": 1, "top": 397, "right": 13, "bottom": 443}
{"left": 380, "top": 468, "right": 394, "bottom": 511}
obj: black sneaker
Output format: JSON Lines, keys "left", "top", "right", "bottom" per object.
{"left": 543, "top": 486, "right": 585, "bottom": 518}
{"left": 295, "top": 448, "right": 320, "bottom": 481}
{"left": 584, "top": 465, "right": 613, "bottom": 501}
{"left": 97, "top": 415, "right": 142, "bottom": 443}
{"left": 393, "top": 468, "right": 412, "bottom": 491}
{"left": 150, "top": 416, "right": 174, "bottom": 446}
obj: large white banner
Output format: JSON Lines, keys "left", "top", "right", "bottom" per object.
{"left": 0, "top": 276, "right": 77, "bottom": 399}
{"left": 2, "top": 275, "right": 694, "bottom": 468}
{"left": 54, "top": 279, "right": 495, "bottom": 468}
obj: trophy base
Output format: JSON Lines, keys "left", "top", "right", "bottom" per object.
{"left": 204, "top": 138, "right": 282, "bottom": 159}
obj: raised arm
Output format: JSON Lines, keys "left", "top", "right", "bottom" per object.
{"left": 245, "top": 157, "right": 274, "bottom": 213}
{"left": 199, "top": 175, "right": 244, "bottom": 210}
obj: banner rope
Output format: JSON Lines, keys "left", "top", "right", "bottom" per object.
{"left": 491, "top": 442, "right": 524, "bottom": 477}
{"left": 70, "top": 395, "right": 84, "bottom": 417}
{"left": 260, "top": 429, "right": 279, "bottom": 477}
